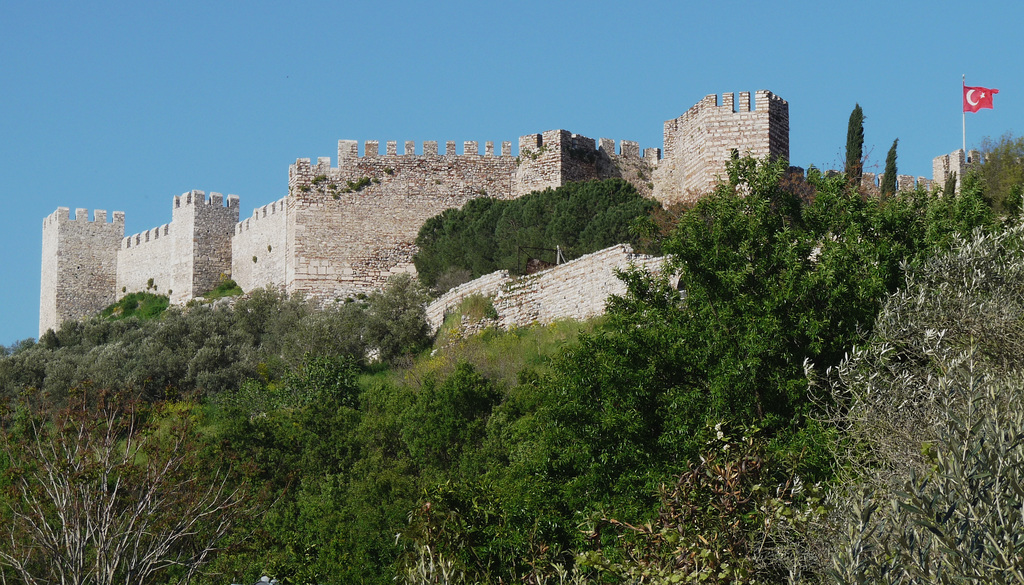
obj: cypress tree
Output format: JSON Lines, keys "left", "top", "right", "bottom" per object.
{"left": 882, "top": 138, "right": 898, "bottom": 196}
{"left": 845, "top": 104, "right": 865, "bottom": 184}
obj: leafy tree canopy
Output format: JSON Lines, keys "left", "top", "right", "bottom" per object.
{"left": 413, "top": 179, "right": 658, "bottom": 291}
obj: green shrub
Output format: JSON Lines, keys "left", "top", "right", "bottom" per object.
{"left": 827, "top": 225, "right": 1024, "bottom": 583}
{"left": 413, "top": 179, "right": 658, "bottom": 289}
{"left": 100, "top": 292, "right": 169, "bottom": 321}
{"left": 204, "top": 278, "right": 243, "bottom": 299}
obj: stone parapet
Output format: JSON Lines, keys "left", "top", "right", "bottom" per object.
{"left": 425, "top": 244, "right": 671, "bottom": 334}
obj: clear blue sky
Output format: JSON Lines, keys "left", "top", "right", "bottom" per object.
{"left": 2, "top": 0, "right": 1021, "bottom": 345}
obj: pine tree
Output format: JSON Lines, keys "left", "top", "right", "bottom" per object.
{"left": 845, "top": 104, "right": 865, "bottom": 184}
{"left": 882, "top": 138, "right": 898, "bottom": 196}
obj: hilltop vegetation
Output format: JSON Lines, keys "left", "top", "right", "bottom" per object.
{"left": 2, "top": 145, "right": 1024, "bottom": 583}
{"left": 413, "top": 178, "right": 659, "bottom": 292}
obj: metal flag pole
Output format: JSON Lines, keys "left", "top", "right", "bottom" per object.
{"left": 963, "top": 74, "right": 967, "bottom": 154}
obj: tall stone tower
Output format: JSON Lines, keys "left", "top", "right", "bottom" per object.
{"left": 167, "top": 191, "right": 239, "bottom": 304}
{"left": 40, "top": 208, "right": 125, "bottom": 336}
{"left": 653, "top": 90, "right": 789, "bottom": 205}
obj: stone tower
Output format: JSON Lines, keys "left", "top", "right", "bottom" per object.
{"left": 933, "top": 149, "right": 981, "bottom": 194}
{"left": 40, "top": 208, "right": 125, "bottom": 336}
{"left": 653, "top": 90, "right": 789, "bottom": 205}
{"left": 115, "top": 191, "right": 239, "bottom": 306}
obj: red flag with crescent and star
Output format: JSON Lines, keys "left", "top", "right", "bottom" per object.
{"left": 964, "top": 85, "right": 999, "bottom": 113}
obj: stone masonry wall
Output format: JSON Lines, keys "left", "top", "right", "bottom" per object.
{"left": 654, "top": 90, "right": 789, "bottom": 205}
{"left": 116, "top": 191, "right": 238, "bottom": 305}
{"left": 232, "top": 196, "right": 289, "bottom": 294}
{"left": 40, "top": 208, "right": 124, "bottom": 336}
{"left": 285, "top": 140, "right": 519, "bottom": 301}
{"left": 117, "top": 221, "right": 175, "bottom": 298}
{"left": 513, "top": 130, "right": 659, "bottom": 199}
{"left": 932, "top": 149, "right": 981, "bottom": 193}
{"left": 425, "top": 244, "right": 670, "bottom": 334}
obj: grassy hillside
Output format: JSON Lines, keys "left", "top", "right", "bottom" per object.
{"left": 2, "top": 156, "right": 1022, "bottom": 584}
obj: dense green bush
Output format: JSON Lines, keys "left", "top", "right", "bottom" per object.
{"left": 100, "top": 291, "right": 169, "bottom": 320}
{"left": 414, "top": 179, "right": 657, "bottom": 291}
{"left": 0, "top": 279, "right": 429, "bottom": 404}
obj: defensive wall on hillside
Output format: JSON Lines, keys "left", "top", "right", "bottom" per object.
{"left": 40, "top": 193, "right": 239, "bottom": 335}
{"left": 280, "top": 133, "right": 656, "bottom": 302}
{"left": 425, "top": 244, "right": 671, "bottom": 333}
{"left": 43, "top": 89, "right": 971, "bottom": 337}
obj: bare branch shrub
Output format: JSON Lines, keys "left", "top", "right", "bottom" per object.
{"left": 0, "top": 392, "right": 254, "bottom": 585}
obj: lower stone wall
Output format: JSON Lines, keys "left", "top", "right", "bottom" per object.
{"left": 425, "top": 244, "right": 670, "bottom": 334}
{"left": 426, "top": 270, "right": 511, "bottom": 331}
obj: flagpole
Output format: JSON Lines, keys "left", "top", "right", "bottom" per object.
{"left": 963, "top": 74, "right": 966, "bottom": 154}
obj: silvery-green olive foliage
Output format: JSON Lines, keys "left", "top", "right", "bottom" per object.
{"left": 826, "top": 224, "right": 1024, "bottom": 584}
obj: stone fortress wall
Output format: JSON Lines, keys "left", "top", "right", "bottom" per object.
{"left": 281, "top": 132, "right": 655, "bottom": 302}
{"left": 41, "top": 89, "right": 973, "bottom": 337}
{"left": 231, "top": 196, "right": 289, "bottom": 294}
{"left": 115, "top": 191, "right": 239, "bottom": 306}
{"left": 425, "top": 244, "right": 670, "bottom": 333}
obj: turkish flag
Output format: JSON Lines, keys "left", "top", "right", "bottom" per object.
{"left": 964, "top": 85, "right": 999, "bottom": 113}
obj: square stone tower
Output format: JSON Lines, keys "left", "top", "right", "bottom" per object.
{"left": 40, "top": 208, "right": 125, "bottom": 336}
{"left": 653, "top": 90, "right": 789, "bottom": 205}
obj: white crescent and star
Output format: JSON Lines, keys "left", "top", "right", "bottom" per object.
{"left": 966, "top": 89, "right": 984, "bottom": 106}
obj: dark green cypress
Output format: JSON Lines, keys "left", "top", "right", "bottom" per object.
{"left": 845, "top": 104, "right": 865, "bottom": 184}
{"left": 882, "top": 138, "right": 898, "bottom": 196}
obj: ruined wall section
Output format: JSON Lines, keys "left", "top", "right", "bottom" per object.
{"left": 513, "top": 130, "right": 658, "bottom": 199}
{"left": 232, "top": 197, "right": 288, "bottom": 293}
{"left": 40, "top": 208, "right": 124, "bottom": 336}
{"left": 425, "top": 244, "right": 670, "bottom": 334}
{"left": 285, "top": 140, "right": 518, "bottom": 300}
{"left": 933, "top": 149, "right": 981, "bottom": 193}
{"left": 654, "top": 90, "right": 789, "bottom": 205}
{"left": 426, "top": 269, "right": 511, "bottom": 332}
{"left": 859, "top": 172, "right": 936, "bottom": 196}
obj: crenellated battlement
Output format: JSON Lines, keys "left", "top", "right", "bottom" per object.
{"left": 859, "top": 172, "right": 936, "bottom": 195}
{"left": 173, "top": 189, "right": 240, "bottom": 209}
{"left": 44, "top": 88, "right": 807, "bottom": 335}
{"left": 654, "top": 90, "right": 789, "bottom": 205}
{"left": 236, "top": 197, "right": 289, "bottom": 234}
{"left": 43, "top": 207, "right": 125, "bottom": 228}
{"left": 123, "top": 224, "right": 171, "bottom": 249}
